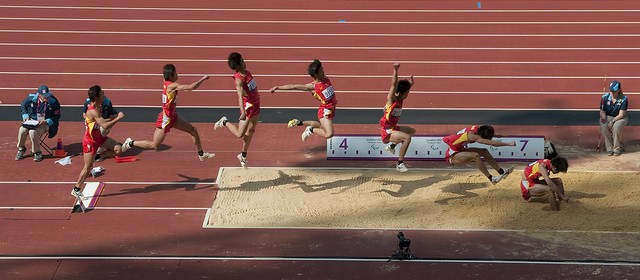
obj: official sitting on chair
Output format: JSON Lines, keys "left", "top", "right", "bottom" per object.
{"left": 16, "top": 85, "right": 61, "bottom": 162}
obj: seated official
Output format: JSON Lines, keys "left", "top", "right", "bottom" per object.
{"left": 599, "top": 80, "right": 628, "bottom": 156}
{"left": 16, "top": 85, "right": 61, "bottom": 162}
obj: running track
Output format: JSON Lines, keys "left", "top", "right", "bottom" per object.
{"left": 1, "top": 1, "right": 640, "bottom": 279}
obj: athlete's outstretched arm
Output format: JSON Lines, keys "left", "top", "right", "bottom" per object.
{"left": 171, "top": 75, "right": 210, "bottom": 91}
{"left": 270, "top": 83, "right": 314, "bottom": 93}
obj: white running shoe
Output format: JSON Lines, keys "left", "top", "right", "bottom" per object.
{"left": 501, "top": 165, "right": 515, "bottom": 180}
{"left": 301, "top": 126, "right": 313, "bottom": 141}
{"left": 491, "top": 175, "right": 502, "bottom": 185}
{"left": 71, "top": 188, "right": 85, "bottom": 200}
{"left": 237, "top": 153, "right": 248, "bottom": 169}
{"left": 198, "top": 152, "right": 215, "bottom": 161}
{"left": 214, "top": 116, "right": 227, "bottom": 130}
{"left": 396, "top": 163, "right": 408, "bottom": 172}
{"left": 121, "top": 138, "right": 133, "bottom": 153}
{"left": 385, "top": 145, "right": 396, "bottom": 155}
{"left": 288, "top": 119, "right": 301, "bottom": 128}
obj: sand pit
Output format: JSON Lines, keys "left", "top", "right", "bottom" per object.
{"left": 208, "top": 167, "right": 640, "bottom": 231}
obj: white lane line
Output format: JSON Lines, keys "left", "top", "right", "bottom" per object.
{"left": 2, "top": 17, "right": 640, "bottom": 25}
{"left": 1, "top": 71, "right": 639, "bottom": 79}
{"left": 0, "top": 206, "right": 208, "bottom": 210}
{"left": 3, "top": 29, "right": 640, "bottom": 37}
{"left": 0, "top": 255, "right": 638, "bottom": 266}
{"left": 1, "top": 42, "right": 639, "bottom": 50}
{"left": 1, "top": 56, "right": 640, "bottom": 64}
{"left": 2, "top": 6, "right": 640, "bottom": 13}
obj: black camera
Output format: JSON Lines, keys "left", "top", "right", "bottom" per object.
{"left": 389, "top": 232, "right": 414, "bottom": 260}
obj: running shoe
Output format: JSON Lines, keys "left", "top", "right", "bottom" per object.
{"left": 121, "top": 138, "right": 133, "bottom": 153}
{"left": 71, "top": 187, "right": 85, "bottom": 200}
{"left": 385, "top": 145, "right": 396, "bottom": 155}
{"left": 396, "top": 163, "right": 408, "bottom": 172}
{"left": 301, "top": 126, "right": 313, "bottom": 141}
{"left": 214, "top": 116, "right": 228, "bottom": 130}
{"left": 288, "top": 119, "right": 301, "bottom": 128}
{"left": 198, "top": 152, "right": 215, "bottom": 161}
{"left": 237, "top": 153, "right": 248, "bottom": 169}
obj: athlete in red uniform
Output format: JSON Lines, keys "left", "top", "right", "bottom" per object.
{"left": 71, "top": 86, "right": 125, "bottom": 200}
{"left": 442, "top": 125, "right": 516, "bottom": 184}
{"left": 379, "top": 63, "right": 415, "bottom": 172}
{"left": 520, "top": 157, "right": 569, "bottom": 211}
{"left": 214, "top": 52, "right": 261, "bottom": 168}
{"left": 270, "top": 59, "right": 337, "bottom": 141}
{"left": 121, "top": 64, "right": 214, "bottom": 161}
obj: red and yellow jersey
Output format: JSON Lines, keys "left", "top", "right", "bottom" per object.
{"left": 233, "top": 70, "right": 260, "bottom": 105}
{"left": 524, "top": 159, "right": 552, "bottom": 182}
{"left": 442, "top": 125, "right": 479, "bottom": 151}
{"left": 161, "top": 80, "right": 178, "bottom": 117}
{"left": 379, "top": 99, "right": 404, "bottom": 128}
{"left": 83, "top": 104, "right": 105, "bottom": 143}
{"left": 311, "top": 77, "right": 337, "bottom": 106}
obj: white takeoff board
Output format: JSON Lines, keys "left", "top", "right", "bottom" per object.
{"left": 327, "top": 135, "right": 545, "bottom": 161}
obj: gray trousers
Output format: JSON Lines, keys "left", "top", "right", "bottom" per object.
{"left": 17, "top": 124, "right": 49, "bottom": 153}
{"left": 599, "top": 116, "right": 628, "bottom": 153}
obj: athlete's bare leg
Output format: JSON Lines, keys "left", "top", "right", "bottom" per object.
{"left": 450, "top": 148, "right": 493, "bottom": 178}
{"left": 303, "top": 118, "right": 334, "bottom": 138}
{"left": 173, "top": 116, "right": 203, "bottom": 151}
{"left": 389, "top": 126, "right": 416, "bottom": 161}
{"left": 133, "top": 128, "right": 166, "bottom": 150}
{"left": 225, "top": 115, "right": 259, "bottom": 152}
{"left": 75, "top": 152, "right": 96, "bottom": 190}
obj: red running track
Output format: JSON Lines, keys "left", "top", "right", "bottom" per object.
{"left": 2, "top": 1, "right": 640, "bottom": 279}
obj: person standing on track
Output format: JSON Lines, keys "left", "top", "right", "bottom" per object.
{"left": 71, "top": 86, "right": 125, "bottom": 199}
{"left": 379, "top": 63, "right": 415, "bottom": 172}
{"left": 519, "top": 157, "right": 569, "bottom": 211}
{"left": 214, "top": 52, "right": 261, "bottom": 168}
{"left": 270, "top": 59, "right": 337, "bottom": 141}
{"left": 599, "top": 80, "right": 628, "bottom": 156}
{"left": 121, "top": 64, "right": 214, "bottom": 161}
{"left": 442, "top": 125, "right": 515, "bottom": 184}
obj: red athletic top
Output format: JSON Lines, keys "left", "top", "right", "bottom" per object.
{"left": 161, "top": 80, "right": 178, "bottom": 118}
{"left": 379, "top": 99, "right": 404, "bottom": 128}
{"left": 83, "top": 104, "right": 106, "bottom": 143}
{"left": 311, "top": 77, "right": 337, "bottom": 107}
{"left": 233, "top": 70, "right": 260, "bottom": 106}
{"left": 442, "top": 125, "right": 479, "bottom": 152}
{"left": 524, "top": 159, "right": 552, "bottom": 183}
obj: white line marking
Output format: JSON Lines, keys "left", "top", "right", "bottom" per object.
{"left": 2, "top": 5, "right": 640, "bottom": 13}
{"left": 2, "top": 17, "right": 640, "bottom": 25}
{"left": 1, "top": 71, "right": 639, "bottom": 79}
{"left": 0, "top": 88, "right": 637, "bottom": 96}
{"left": 3, "top": 29, "right": 640, "bottom": 37}
{"left": 2, "top": 42, "right": 639, "bottom": 51}
{"left": 0, "top": 255, "right": 638, "bottom": 266}
{"left": 2, "top": 56, "right": 640, "bottom": 64}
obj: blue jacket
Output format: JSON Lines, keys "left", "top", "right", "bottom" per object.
{"left": 20, "top": 93, "right": 61, "bottom": 138}
{"left": 83, "top": 96, "right": 118, "bottom": 119}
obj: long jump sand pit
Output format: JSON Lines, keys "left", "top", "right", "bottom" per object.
{"left": 208, "top": 168, "right": 640, "bottom": 231}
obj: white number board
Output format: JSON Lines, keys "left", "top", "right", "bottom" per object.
{"left": 327, "top": 135, "right": 545, "bottom": 161}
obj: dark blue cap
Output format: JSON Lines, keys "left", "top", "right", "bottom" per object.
{"left": 609, "top": 80, "right": 621, "bottom": 92}
{"left": 37, "top": 85, "right": 52, "bottom": 98}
